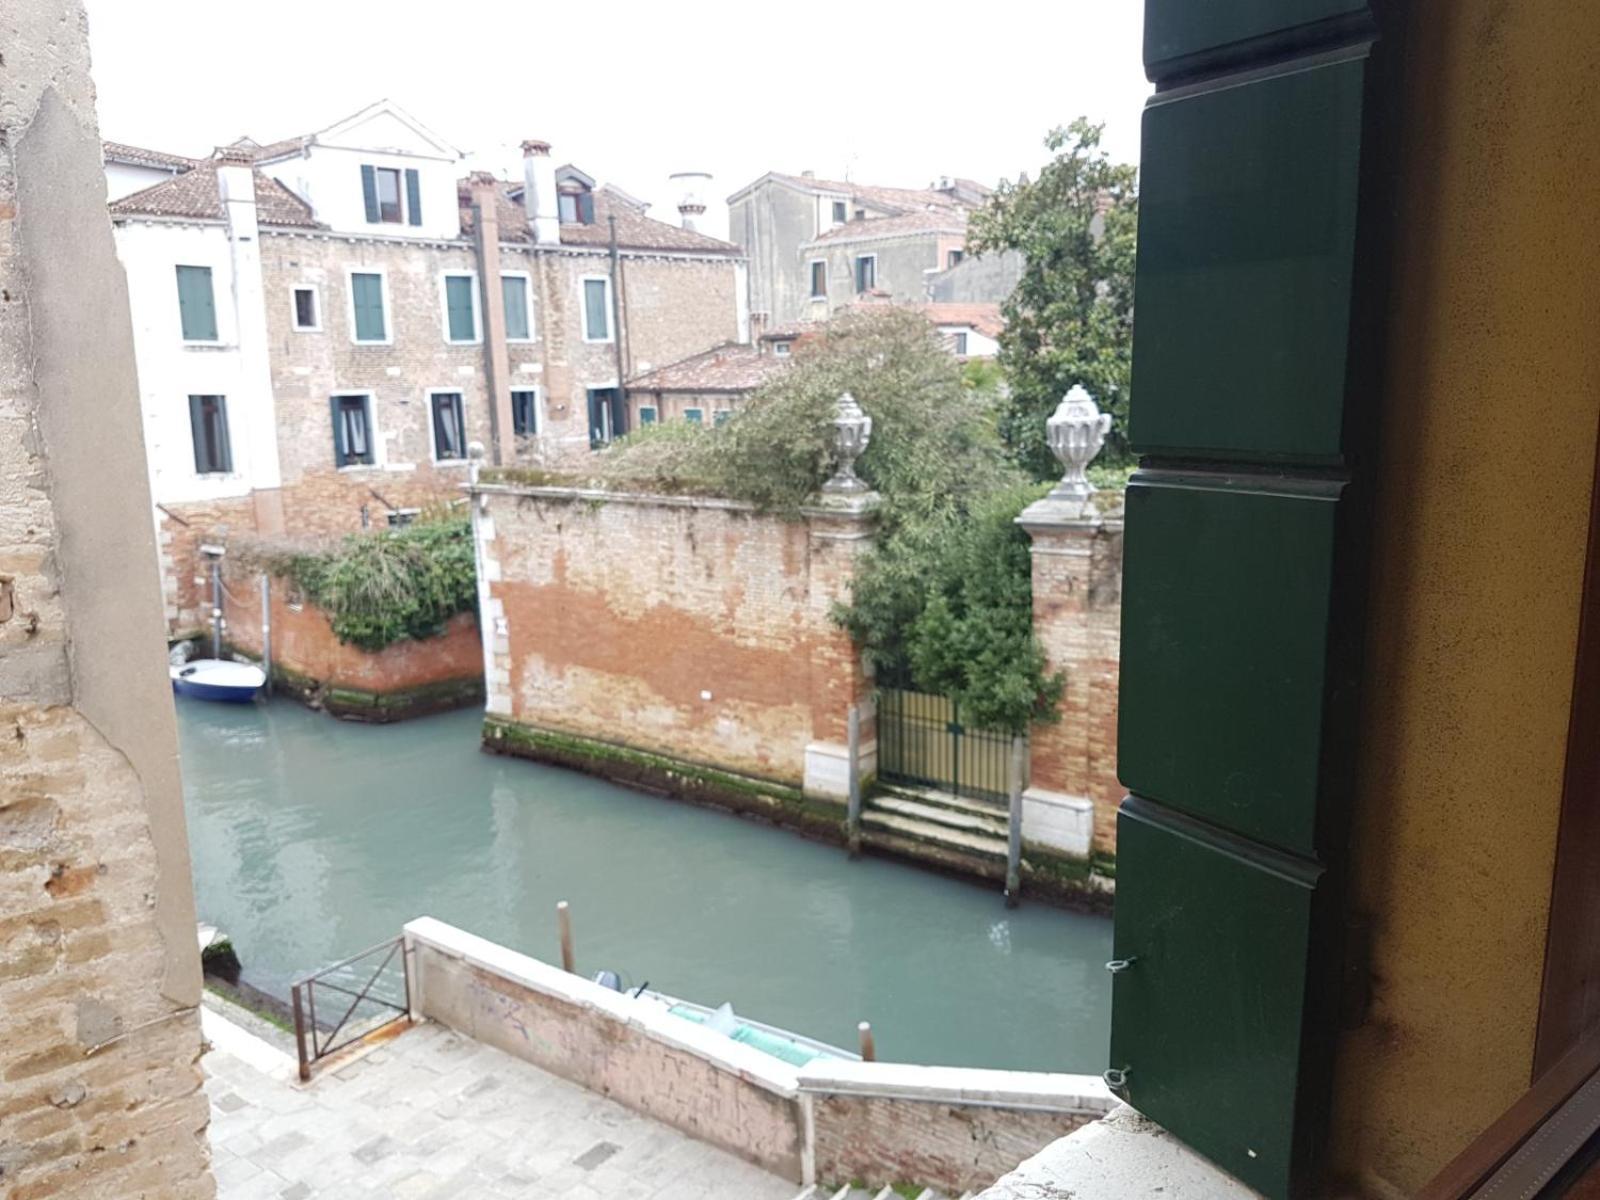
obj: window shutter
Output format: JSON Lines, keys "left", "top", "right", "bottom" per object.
{"left": 176, "top": 266, "right": 217, "bottom": 341}
{"left": 361, "top": 165, "right": 380, "bottom": 223}
{"left": 214, "top": 397, "right": 232, "bottom": 473}
{"left": 405, "top": 168, "right": 422, "bottom": 226}
{"left": 352, "top": 274, "right": 385, "bottom": 341}
{"left": 189, "top": 395, "right": 207, "bottom": 472}
{"left": 445, "top": 276, "right": 475, "bottom": 341}
{"left": 330, "top": 396, "right": 347, "bottom": 466}
{"left": 502, "top": 276, "right": 530, "bottom": 340}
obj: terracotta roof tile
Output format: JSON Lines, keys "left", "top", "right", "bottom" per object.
{"left": 626, "top": 342, "right": 791, "bottom": 393}
{"left": 919, "top": 302, "right": 1004, "bottom": 340}
{"left": 806, "top": 208, "right": 969, "bottom": 246}
{"left": 109, "top": 161, "right": 321, "bottom": 228}
{"left": 102, "top": 140, "right": 197, "bottom": 171}
{"left": 460, "top": 181, "right": 741, "bottom": 256}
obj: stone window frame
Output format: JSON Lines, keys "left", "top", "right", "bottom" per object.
{"left": 291, "top": 284, "right": 321, "bottom": 333}
{"left": 854, "top": 253, "right": 877, "bottom": 294}
{"left": 808, "top": 258, "right": 827, "bottom": 299}
{"left": 501, "top": 270, "right": 536, "bottom": 343}
{"left": 439, "top": 270, "right": 482, "bottom": 345}
{"left": 580, "top": 274, "right": 614, "bottom": 344}
{"left": 344, "top": 266, "right": 393, "bottom": 346}
{"left": 331, "top": 390, "right": 381, "bottom": 470}
{"left": 511, "top": 387, "right": 542, "bottom": 437}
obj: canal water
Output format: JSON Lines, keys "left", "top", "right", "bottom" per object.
{"left": 177, "top": 698, "right": 1112, "bottom": 1072}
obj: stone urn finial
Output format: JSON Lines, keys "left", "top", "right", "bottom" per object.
{"left": 1047, "top": 385, "right": 1112, "bottom": 502}
{"left": 823, "top": 392, "right": 873, "bottom": 495}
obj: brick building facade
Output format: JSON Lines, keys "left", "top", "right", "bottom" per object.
{"left": 108, "top": 105, "right": 748, "bottom": 634}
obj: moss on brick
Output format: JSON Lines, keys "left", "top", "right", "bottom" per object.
{"left": 324, "top": 675, "right": 485, "bottom": 723}
{"left": 483, "top": 716, "right": 848, "bottom": 844}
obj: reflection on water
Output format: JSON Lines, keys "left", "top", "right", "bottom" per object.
{"left": 178, "top": 698, "right": 1112, "bottom": 1071}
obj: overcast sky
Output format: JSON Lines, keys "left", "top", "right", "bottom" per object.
{"left": 83, "top": 1, "right": 1150, "bottom": 239}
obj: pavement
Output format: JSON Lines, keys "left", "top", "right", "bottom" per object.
{"left": 200, "top": 1003, "right": 799, "bottom": 1199}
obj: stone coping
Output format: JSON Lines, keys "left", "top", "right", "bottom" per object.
{"left": 403, "top": 916, "right": 801, "bottom": 1099}
{"left": 796, "top": 1058, "right": 1113, "bottom": 1114}
{"left": 470, "top": 480, "right": 878, "bottom": 523}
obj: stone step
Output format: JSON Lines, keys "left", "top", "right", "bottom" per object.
{"left": 828, "top": 1188, "right": 877, "bottom": 1200}
{"left": 789, "top": 1187, "right": 821, "bottom": 1200}
{"left": 860, "top": 810, "right": 1009, "bottom": 858}
{"left": 876, "top": 783, "right": 1009, "bottom": 819}
{"left": 869, "top": 795, "right": 1009, "bottom": 838}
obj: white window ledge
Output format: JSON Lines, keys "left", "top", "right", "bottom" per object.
{"left": 975, "top": 1106, "right": 1264, "bottom": 1200}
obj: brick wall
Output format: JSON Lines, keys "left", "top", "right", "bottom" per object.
{"left": 478, "top": 485, "right": 873, "bottom": 791}
{"left": 809, "top": 1092, "right": 1099, "bottom": 1195}
{"left": 1, "top": 3, "right": 214, "bottom": 1194}
{"left": 220, "top": 564, "right": 483, "bottom": 713}
{"left": 1023, "top": 511, "right": 1124, "bottom": 855}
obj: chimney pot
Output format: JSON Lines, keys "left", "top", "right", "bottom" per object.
{"left": 214, "top": 145, "right": 253, "bottom": 165}
{"left": 521, "top": 139, "right": 552, "bottom": 157}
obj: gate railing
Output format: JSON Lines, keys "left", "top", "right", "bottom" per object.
{"left": 290, "top": 936, "right": 412, "bottom": 1082}
{"left": 876, "top": 686, "right": 1018, "bottom": 805}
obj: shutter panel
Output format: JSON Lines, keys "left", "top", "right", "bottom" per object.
{"left": 176, "top": 268, "right": 193, "bottom": 339}
{"left": 352, "top": 274, "right": 385, "bottom": 341}
{"left": 194, "top": 271, "right": 217, "bottom": 341}
{"left": 361, "top": 165, "right": 380, "bottom": 223}
{"left": 405, "top": 168, "right": 422, "bottom": 226}
{"left": 1108, "top": 5, "right": 1397, "bottom": 1198}
{"left": 176, "top": 266, "right": 217, "bottom": 341}
{"left": 502, "top": 276, "right": 529, "bottom": 339}
{"left": 330, "top": 396, "right": 346, "bottom": 467}
{"left": 215, "top": 397, "right": 232, "bottom": 473}
{"left": 445, "top": 276, "right": 475, "bottom": 341}
{"left": 189, "top": 395, "right": 206, "bottom": 472}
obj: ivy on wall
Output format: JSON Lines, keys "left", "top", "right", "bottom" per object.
{"left": 249, "top": 516, "right": 477, "bottom": 652}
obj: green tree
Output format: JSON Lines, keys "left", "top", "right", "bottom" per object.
{"left": 968, "top": 118, "right": 1138, "bottom": 475}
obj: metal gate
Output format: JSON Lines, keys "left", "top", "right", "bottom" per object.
{"left": 876, "top": 686, "right": 1017, "bottom": 805}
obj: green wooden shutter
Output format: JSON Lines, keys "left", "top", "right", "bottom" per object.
{"left": 176, "top": 266, "right": 217, "bottom": 341}
{"left": 502, "top": 276, "right": 530, "bottom": 339}
{"left": 361, "top": 165, "right": 380, "bottom": 223}
{"left": 1109, "top": 4, "right": 1399, "bottom": 1197}
{"left": 405, "top": 168, "right": 422, "bottom": 226}
{"left": 445, "top": 276, "right": 476, "bottom": 341}
{"left": 351, "top": 273, "right": 385, "bottom": 341}
{"left": 329, "top": 396, "right": 347, "bottom": 466}
{"left": 583, "top": 279, "right": 609, "bottom": 340}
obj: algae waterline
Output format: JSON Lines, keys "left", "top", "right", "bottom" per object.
{"left": 177, "top": 699, "right": 1112, "bottom": 1072}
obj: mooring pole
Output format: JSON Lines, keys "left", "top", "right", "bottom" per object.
{"left": 290, "top": 983, "right": 310, "bottom": 1083}
{"left": 858, "top": 1021, "right": 876, "bottom": 1063}
{"left": 1005, "top": 735, "right": 1025, "bottom": 909}
{"left": 846, "top": 705, "right": 863, "bottom": 859}
{"left": 557, "top": 900, "right": 574, "bottom": 974}
{"left": 260, "top": 574, "right": 272, "bottom": 696}
{"left": 210, "top": 555, "right": 223, "bottom": 660}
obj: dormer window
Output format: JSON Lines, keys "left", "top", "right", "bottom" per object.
{"left": 559, "top": 189, "right": 595, "bottom": 224}
{"left": 361, "top": 164, "right": 422, "bottom": 226}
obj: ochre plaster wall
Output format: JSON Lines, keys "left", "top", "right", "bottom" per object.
{"left": 1330, "top": 3, "right": 1600, "bottom": 1192}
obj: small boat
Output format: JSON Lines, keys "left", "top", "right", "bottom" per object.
{"left": 170, "top": 659, "right": 265, "bottom": 704}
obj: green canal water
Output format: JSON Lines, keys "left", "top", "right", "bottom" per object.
{"left": 177, "top": 698, "right": 1112, "bottom": 1072}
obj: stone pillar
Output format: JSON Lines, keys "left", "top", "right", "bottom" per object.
{"left": 1017, "top": 388, "right": 1124, "bottom": 859}
{"left": 802, "top": 394, "right": 880, "bottom": 801}
{"left": 0, "top": 1, "right": 215, "bottom": 1194}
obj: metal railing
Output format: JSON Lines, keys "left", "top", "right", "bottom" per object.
{"left": 290, "top": 936, "right": 412, "bottom": 1082}
{"left": 877, "top": 686, "right": 1017, "bottom": 805}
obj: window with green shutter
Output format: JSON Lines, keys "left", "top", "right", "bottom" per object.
{"left": 684, "top": 408, "right": 703, "bottom": 426}
{"left": 176, "top": 265, "right": 218, "bottom": 342}
{"left": 444, "top": 274, "right": 477, "bottom": 342}
{"left": 330, "top": 394, "right": 374, "bottom": 467}
{"left": 350, "top": 272, "right": 387, "bottom": 342}
{"left": 639, "top": 406, "right": 657, "bottom": 426}
{"left": 583, "top": 278, "right": 611, "bottom": 341}
{"left": 502, "top": 275, "right": 532, "bottom": 340}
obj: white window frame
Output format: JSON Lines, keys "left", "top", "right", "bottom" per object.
{"left": 500, "top": 270, "right": 535, "bottom": 342}
{"left": 510, "top": 386, "right": 544, "bottom": 437}
{"left": 369, "top": 164, "right": 407, "bottom": 226}
{"left": 426, "top": 387, "right": 471, "bottom": 464}
{"left": 808, "top": 258, "right": 827, "bottom": 300}
{"left": 854, "top": 253, "right": 878, "bottom": 294}
{"left": 344, "top": 266, "right": 392, "bottom": 346}
{"left": 580, "top": 275, "right": 614, "bottom": 344}
{"left": 773, "top": 340, "right": 792, "bottom": 357}
{"left": 331, "top": 390, "right": 380, "bottom": 470}
{"left": 291, "top": 284, "right": 321, "bottom": 333}
{"left": 439, "top": 270, "right": 482, "bottom": 345}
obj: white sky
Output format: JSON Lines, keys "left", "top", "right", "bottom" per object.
{"left": 83, "top": 0, "right": 1150, "bottom": 240}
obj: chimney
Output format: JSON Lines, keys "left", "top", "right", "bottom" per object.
{"left": 669, "top": 171, "right": 712, "bottom": 232}
{"left": 521, "top": 139, "right": 559, "bottom": 244}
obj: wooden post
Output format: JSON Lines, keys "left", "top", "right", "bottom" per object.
{"left": 1005, "top": 735, "right": 1025, "bottom": 908}
{"left": 846, "top": 704, "right": 863, "bottom": 859}
{"left": 858, "top": 1020, "right": 876, "bottom": 1063}
{"left": 557, "top": 900, "right": 574, "bottom": 974}
{"left": 210, "top": 555, "right": 222, "bottom": 660}
{"left": 260, "top": 574, "right": 272, "bottom": 696}
{"left": 290, "top": 982, "right": 310, "bottom": 1083}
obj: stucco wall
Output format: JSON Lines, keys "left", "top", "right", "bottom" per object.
{"left": 0, "top": 2, "right": 213, "bottom": 1194}
{"left": 476, "top": 485, "right": 873, "bottom": 793}
{"left": 1329, "top": 2, "right": 1600, "bottom": 1192}
{"left": 810, "top": 234, "right": 948, "bottom": 310}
